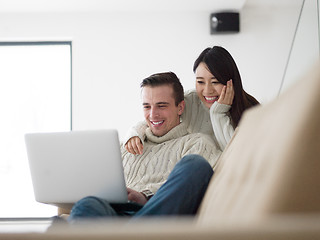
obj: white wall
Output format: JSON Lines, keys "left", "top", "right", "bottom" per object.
{"left": 0, "top": 0, "right": 316, "bottom": 140}
{"left": 281, "top": 0, "right": 320, "bottom": 92}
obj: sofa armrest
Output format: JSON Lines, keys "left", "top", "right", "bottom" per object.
{"left": 1, "top": 215, "right": 320, "bottom": 240}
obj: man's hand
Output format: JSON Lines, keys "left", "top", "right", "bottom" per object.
{"left": 127, "top": 188, "right": 147, "bottom": 205}
{"left": 125, "top": 136, "right": 143, "bottom": 155}
{"left": 218, "top": 79, "right": 234, "bottom": 106}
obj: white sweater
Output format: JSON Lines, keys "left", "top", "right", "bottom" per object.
{"left": 183, "top": 89, "right": 234, "bottom": 150}
{"left": 121, "top": 122, "right": 221, "bottom": 195}
{"left": 124, "top": 89, "right": 234, "bottom": 151}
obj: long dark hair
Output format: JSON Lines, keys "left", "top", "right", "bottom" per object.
{"left": 193, "top": 46, "right": 259, "bottom": 126}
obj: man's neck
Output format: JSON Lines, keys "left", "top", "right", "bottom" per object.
{"left": 145, "top": 122, "right": 188, "bottom": 144}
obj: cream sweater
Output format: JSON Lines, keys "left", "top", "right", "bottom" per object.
{"left": 183, "top": 89, "right": 234, "bottom": 150}
{"left": 120, "top": 122, "right": 221, "bottom": 195}
{"left": 124, "top": 90, "right": 234, "bottom": 151}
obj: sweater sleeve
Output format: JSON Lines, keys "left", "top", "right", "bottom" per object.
{"left": 180, "top": 90, "right": 204, "bottom": 134}
{"left": 123, "top": 120, "right": 148, "bottom": 145}
{"left": 209, "top": 102, "right": 234, "bottom": 150}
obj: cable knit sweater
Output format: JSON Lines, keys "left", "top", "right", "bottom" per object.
{"left": 183, "top": 89, "right": 234, "bottom": 150}
{"left": 120, "top": 122, "right": 221, "bottom": 195}
{"left": 124, "top": 89, "right": 235, "bottom": 151}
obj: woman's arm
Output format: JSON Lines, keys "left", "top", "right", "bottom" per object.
{"left": 181, "top": 90, "right": 213, "bottom": 136}
{"left": 210, "top": 80, "right": 235, "bottom": 150}
{"left": 123, "top": 120, "right": 148, "bottom": 155}
{"left": 124, "top": 90, "right": 207, "bottom": 155}
{"left": 209, "top": 102, "right": 234, "bottom": 150}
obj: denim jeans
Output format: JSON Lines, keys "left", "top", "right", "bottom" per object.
{"left": 68, "top": 154, "right": 213, "bottom": 222}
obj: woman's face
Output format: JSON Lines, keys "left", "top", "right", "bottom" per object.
{"left": 195, "top": 62, "right": 224, "bottom": 109}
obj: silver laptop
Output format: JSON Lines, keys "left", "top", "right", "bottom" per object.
{"left": 25, "top": 129, "right": 128, "bottom": 210}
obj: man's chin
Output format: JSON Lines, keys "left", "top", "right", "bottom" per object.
{"left": 151, "top": 129, "right": 166, "bottom": 137}
{"left": 152, "top": 131, "right": 162, "bottom": 137}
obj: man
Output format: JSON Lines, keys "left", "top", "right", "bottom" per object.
{"left": 68, "top": 72, "right": 221, "bottom": 221}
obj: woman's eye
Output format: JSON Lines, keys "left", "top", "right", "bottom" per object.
{"left": 197, "top": 80, "right": 204, "bottom": 84}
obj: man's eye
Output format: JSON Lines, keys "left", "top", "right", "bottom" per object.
{"left": 143, "top": 106, "right": 151, "bottom": 109}
{"left": 158, "top": 105, "right": 166, "bottom": 108}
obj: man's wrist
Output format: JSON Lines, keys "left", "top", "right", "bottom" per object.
{"left": 140, "top": 190, "right": 154, "bottom": 201}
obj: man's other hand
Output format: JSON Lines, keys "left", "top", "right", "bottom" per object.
{"left": 127, "top": 188, "right": 148, "bottom": 205}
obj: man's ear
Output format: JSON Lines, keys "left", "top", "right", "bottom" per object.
{"left": 178, "top": 100, "right": 185, "bottom": 116}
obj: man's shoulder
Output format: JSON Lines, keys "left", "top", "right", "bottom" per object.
{"left": 178, "top": 133, "right": 220, "bottom": 158}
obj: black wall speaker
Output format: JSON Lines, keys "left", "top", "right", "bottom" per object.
{"left": 210, "top": 12, "right": 240, "bottom": 34}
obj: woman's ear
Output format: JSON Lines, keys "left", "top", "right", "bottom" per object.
{"left": 178, "top": 100, "right": 185, "bottom": 116}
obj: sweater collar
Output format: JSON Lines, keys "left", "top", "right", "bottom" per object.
{"left": 197, "top": 95, "right": 210, "bottom": 113}
{"left": 145, "top": 122, "right": 188, "bottom": 144}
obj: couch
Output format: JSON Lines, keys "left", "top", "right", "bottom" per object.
{"left": 1, "top": 63, "right": 320, "bottom": 239}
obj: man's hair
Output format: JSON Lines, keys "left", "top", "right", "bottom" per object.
{"left": 140, "top": 72, "right": 184, "bottom": 106}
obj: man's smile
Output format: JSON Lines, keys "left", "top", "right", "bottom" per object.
{"left": 151, "top": 120, "right": 164, "bottom": 126}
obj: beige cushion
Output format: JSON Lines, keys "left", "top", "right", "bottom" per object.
{"left": 197, "top": 63, "right": 320, "bottom": 225}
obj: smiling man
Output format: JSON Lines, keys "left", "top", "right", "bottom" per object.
{"left": 68, "top": 72, "right": 222, "bottom": 221}
{"left": 121, "top": 72, "right": 220, "bottom": 204}
{"left": 142, "top": 76, "right": 184, "bottom": 137}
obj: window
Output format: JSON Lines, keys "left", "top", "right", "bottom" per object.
{"left": 0, "top": 42, "right": 72, "bottom": 218}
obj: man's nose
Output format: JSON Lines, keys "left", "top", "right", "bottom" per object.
{"left": 150, "top": 108, "right": 159, "bottom": 118}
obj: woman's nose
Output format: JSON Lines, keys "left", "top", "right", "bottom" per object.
{"left": 204, "top": 83, "right": 214, "bottom": 94}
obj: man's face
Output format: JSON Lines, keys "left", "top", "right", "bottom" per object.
{"left": 142, "top": 85, "right": 184, "bottom": 137}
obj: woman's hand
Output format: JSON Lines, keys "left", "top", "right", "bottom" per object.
{"left": 218, "top": 79, "right": 234, "bottom": 106}
{"left": 127, "top": 188, "right": 147, "bottom": 205}
{"left": 125, "top": 136, "right": 144, "bottom": 155}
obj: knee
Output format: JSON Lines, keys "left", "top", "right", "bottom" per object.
{"left": 180, "top": 154, "right": 213, "bottom": 176}
{"left": 74, "top": 196, "right": 102, "bottom": 207}
{"left": 181, "top": 154, "right": 206, "bottom": 163}
{"left": 71, "top": 196, "right": 104, "bottom": 214}
{"left": 70, "top": 196, "right": 113, "bottom": 219}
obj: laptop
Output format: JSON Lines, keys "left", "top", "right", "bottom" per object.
{"left": 24, "top": 129, "right": 128, "bottom": 210}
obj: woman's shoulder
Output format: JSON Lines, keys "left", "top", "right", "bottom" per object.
{"left": 184, "top": 89, "right": 197, "bottom": 97}
{"left": 184, "top": 89, "right": 199, "bottom": 103}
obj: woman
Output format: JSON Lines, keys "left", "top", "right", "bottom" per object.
{"left": 125, "top": 46, "right": 259, "bottom": 154}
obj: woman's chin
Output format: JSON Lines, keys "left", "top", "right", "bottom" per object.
{"left": 203, "top": 100, "right": 216, "bottom": 109}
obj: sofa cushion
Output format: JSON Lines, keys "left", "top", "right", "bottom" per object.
{"left": 197, "top": 63, "right": 320, "bottom": 224}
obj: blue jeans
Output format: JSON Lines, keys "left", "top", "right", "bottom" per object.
{"left": 68, "top": 154, "right": 213, "bottom": 222}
